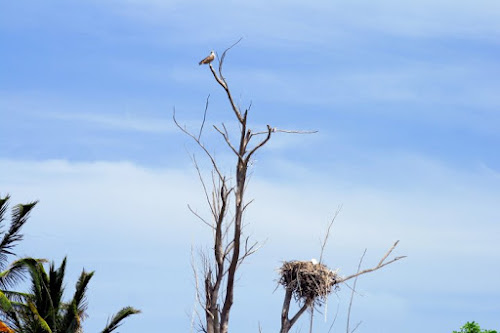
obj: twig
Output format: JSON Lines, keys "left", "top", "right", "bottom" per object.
{"left": 246, "top": 125, "right": 272, "bottom": 163}
{"left": 252, "top": 129, "right": 318, "bottom": 136}
{"left": 213, "top": 125, "right": 240, "bottom": 157}
{"left": 198, "top": 94, "right": 210, "bottom": 141}
{"left": 350, "top": 321, "right": 362, "bottom": 333}
{"left": 309, "top": 307, "right": 314, "bottom": 333}
{"left": 191, "top": 246, "right": 205, "bottom": 333}
{"left": 319, "top": 205, "right": 342, "bottom": 264}
{"left": 327, "top": 303, "right": 340, "bottom": 333}
{"left": 191, "top": 156, "right": 217, "bottom": 220}
{"left": 346, "top": 249, "right": 365, "bottom": 333}
{"left": 219, "top": 37, "right": 243, "bottom": 79}
{"left": 338, "top": 241, "right": 406, "bottom": 284}
{"left": 187, "top": 204, "right": 214, "bottom": 230}
{"left": 173, "top": 108, "right": 225, "bottom": 182}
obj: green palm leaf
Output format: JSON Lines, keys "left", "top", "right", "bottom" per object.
{"left": 101, "top": 306, "right": 141, "bottom": 333}
{"left": 0, "top": 201, "right": 38, "bottom": 260}
{"left": 59, "top": 269, "right": 94, "bottom": 332}
{"left": 28, "top": 301, "right": 52, "bottom": 333}
{"left": 0, "top": 257, "right": 46, "bottom": 290}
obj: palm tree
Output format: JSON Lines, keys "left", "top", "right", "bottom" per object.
{"left": 2, "top": 257, "right": 139, "bottom": 333}
{"left": 0, "top": 195, "right": 38, "bottom": 282}
{"left": 0, "top": 195, "right": 42, "bottom": 331}
{"left": 0, "top": 196, "right": 140, "bottom": 332}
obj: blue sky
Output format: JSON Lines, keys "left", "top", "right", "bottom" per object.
{"left": 1, "top": 1, "right": 499, "bottom": 332}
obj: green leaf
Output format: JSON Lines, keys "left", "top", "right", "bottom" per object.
{"left": 28, "top": 301, "right": 52, "bottom": 333}
{"left": 101, "top": 306, "right": 141, "bottom": 333}
{"left": 0, "top": 290, "right": 13, "bottom": 312}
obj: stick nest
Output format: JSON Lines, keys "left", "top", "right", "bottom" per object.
{"left": 279, "top": 260, "right": 339, "bottom": 305}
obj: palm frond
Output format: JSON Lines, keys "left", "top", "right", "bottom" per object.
{"left": 0, "top": 201, "right": 38, "bottom": 270}
{"left": 28, "top": 301, "right": 52, "bottom": 333}
{"left": 0, "top": 196, "right": 11, "bottom": 270}
{"left": 0, "top": 290, "right": 13, "bottom": 312}
{"left": 48, "top": 257, "right": 66, "bottom": 313}
{"left": 100, "top": 306, "right": 141, "bottom": 333}
{"left": 71, "top": 270, "right": 94, "bottom": 312}
{"left": 1, "top": 290, "right": 33, "bottom": 304}
{"left": 59, "top": 270, "right": 94, "bottom": 332}
{"left": 0, "top": 195, "right": 10, "bottom": 226}
{"left": 0, "top": 257, "right": 46, "bottom": 289}
{"left": 0, "top": 291, "right": 22, "bottom": 332}
{"left": 59, "top": 301, "right": 81, "bottom": 333}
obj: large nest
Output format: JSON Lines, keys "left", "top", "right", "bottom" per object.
{"left": 279, "top": 260, "right": 339, "bottom": 306}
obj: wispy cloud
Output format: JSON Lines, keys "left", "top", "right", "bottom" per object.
{"left": 96, "top": 0, "right": 500, "bottom": 46}
{"left": 45, "top": 111, "right": 175, "bottom": 133}
{"left": 0, "top": 91, "right": 177, "bottom": 133}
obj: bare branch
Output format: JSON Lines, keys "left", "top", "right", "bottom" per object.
{"left": 213, "top": 125, "right": 240, "bottom": 157}
{"left": 346, "top": 249, "right": 365, "bottom": 333}
{"left": 309, "top": 308, "right": 314, "bottom": 333}
{"left": 191, "top": 247, "right": 203, "bottom": 333}
{"left": 192, "top": 156, "right": 217, "bottom": 220}
{"left": 289, "top": 302, "right": 311, "bottom": 328}
{"left": 252, "top": 128, "right": 318, "bottom": 136}
{"left": 208, "top": 61, "right": 244, "bottom": 123}
{"left": 246, "top": 125, "right": 272, "bottom": 163}
{"left": 198, "top": 94, "right": 210, "bottom": 141}
{"left": 219, "top": 37, "right": 243, "bottom": 78}
{"left": 319, "top": 205, "right": 342, "bottom": 264}
{"left": 237, "top": 238, "right": 261, "bottom": 267}
{"left": 223, "top": 240, "right": 234, "bottom": 258}
{"left": 378, "top": 240, "right": 400, "bottom": 267}
{"left": 188, "top": 204, "right": 214, "bottom": 230}
{"left": 241, "top": 199, "right": 254, "bottom": 212}
{"left": 338, "top": 241, "right": 406, "bottom": 284}
{"left": 173, "top": 108, "right": 225, "bottom": 182}
{"left": 327, "top": 303, "right": 340, "bottom": 333}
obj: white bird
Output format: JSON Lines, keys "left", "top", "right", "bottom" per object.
{"left": 311, "top": 258, "right": 318, "bottom": 265}
{"left": 199, "top": 51, "right": 215, "bottom": 65}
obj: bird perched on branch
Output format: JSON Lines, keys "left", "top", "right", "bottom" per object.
{"left": 199, "top": 50, "right": 215, "bottom": 65}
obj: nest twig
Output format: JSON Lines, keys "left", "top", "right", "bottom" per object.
{"left": 279, "top": 260, "right": 339, "bottom": 307}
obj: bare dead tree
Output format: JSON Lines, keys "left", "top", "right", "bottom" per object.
{"left": 175, "top": 41, "right": 314, "bottom": 333}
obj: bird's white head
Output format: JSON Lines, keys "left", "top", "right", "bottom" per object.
{"left": 311, "top": 258, "right": 318, "bottom": 265}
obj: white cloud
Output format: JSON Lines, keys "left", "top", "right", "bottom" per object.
{"left": 2, "top": 154, "right": 499, "bottom": 332}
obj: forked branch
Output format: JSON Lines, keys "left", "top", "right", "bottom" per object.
{"left": 337, "top": 240, "right": 406, "bottom": 284}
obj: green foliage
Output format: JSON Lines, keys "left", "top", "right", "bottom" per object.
{"left": 453, "top": 321, "right": 498, "bottom": 333}
{"left": 0, "top": 194, "right": 140, "bottom": 332}
{"left": 1, "top": 257, "right": 140, "bottom": 333}
{"left": 101, "top": 306, "right": 142, "bottom": 333}
{"left": 0, "top": 195, "right": 39, "bottom": 286}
